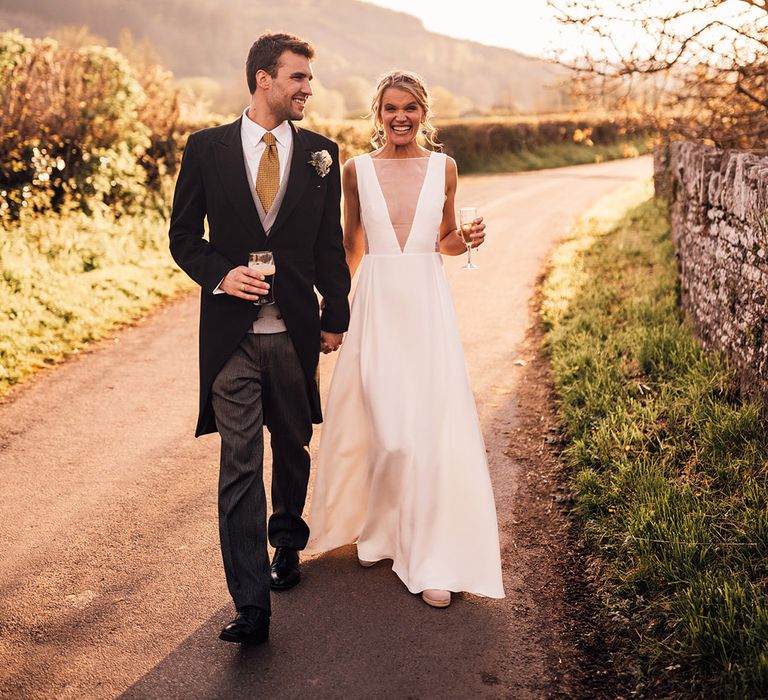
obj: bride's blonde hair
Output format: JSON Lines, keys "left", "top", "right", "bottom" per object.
{"left": 369, "top": 70, "right": 442, "bottom": 150}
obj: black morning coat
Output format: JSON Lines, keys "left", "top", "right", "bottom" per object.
{"left": 169, "top": 117, "right": 351, "bottom": 436}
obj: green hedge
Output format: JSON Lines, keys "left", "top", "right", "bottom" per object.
{"left": 438, "top": 118, "right": 654, "bottom": 172}
{"left": 310, "top": 116, "right": 655, "bottom": 172}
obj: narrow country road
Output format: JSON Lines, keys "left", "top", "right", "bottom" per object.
{"left": 0, "top": 156, "right": 652, "bottom": 699}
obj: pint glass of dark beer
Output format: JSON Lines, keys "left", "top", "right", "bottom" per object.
{"left": 248, "top": 251, "right": 275, "bottom": 305}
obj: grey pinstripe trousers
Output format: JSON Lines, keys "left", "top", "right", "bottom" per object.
{"left": 211, "top": 332, "right": 312, "bottom": 612}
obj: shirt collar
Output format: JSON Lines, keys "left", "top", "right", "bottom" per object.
{"left": 241, "top": 108, "right": 291, "bottom": 149}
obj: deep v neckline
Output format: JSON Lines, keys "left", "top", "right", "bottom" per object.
{"left": 367, "top": 152, "right": 434, "bottom": 254}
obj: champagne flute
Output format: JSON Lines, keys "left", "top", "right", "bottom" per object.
{"left": 458, "top": 207, "right": 479, "bottom": 270}
{"left": 248, "top": 251, "right": 276, "bottom": 305}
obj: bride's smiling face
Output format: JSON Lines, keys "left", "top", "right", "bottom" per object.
{"left": 379, "top": 87, "right": 424, "bottom": 145}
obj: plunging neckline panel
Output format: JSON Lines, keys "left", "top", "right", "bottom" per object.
{"left": 367, "top": 152, "right": 434, "bottom": 254}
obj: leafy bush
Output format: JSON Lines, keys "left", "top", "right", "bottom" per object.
{"left": 0, "top": 29, "right": 182, "bottom": 221}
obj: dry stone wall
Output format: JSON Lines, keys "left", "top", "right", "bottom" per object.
{"left": 655, "top": 141, "right": 768, "bottom": 403}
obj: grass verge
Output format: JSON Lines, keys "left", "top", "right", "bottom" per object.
{"left": 541, "top": 197, "right": 768, "bottom": 697}
{"left": 0, "top": 213, "right": 194, "bottom": 395}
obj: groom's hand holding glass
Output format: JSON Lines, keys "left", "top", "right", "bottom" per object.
{"left": 219, "top": 265, "right": 271, "bottom": 301}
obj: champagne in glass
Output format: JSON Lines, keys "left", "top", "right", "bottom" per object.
{"left": 248, "top": 251, "right": 276, "bottom": 305}
{"left": 458, "top": 207, "right": 478, "bottom": 270}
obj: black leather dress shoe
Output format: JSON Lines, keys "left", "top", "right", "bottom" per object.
{"left": 219, "top": 606, "right": 270, "bottom": 644}
{"left": 270, "top": 547, "right": 300, "bottom": 590}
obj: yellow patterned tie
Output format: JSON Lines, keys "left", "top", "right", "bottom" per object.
{"left": 255, "top": 131, "right": 280, "bottom": 212}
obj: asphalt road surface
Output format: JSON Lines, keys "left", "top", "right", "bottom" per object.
{"left": 0, "top": 156, "right": 652, "bottom": 700}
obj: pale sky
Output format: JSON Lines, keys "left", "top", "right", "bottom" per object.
{"left": 364, "top": 0, "right": 564, "bottom": 58}
{"left": 362, "top": 0, "right": 765, "bottom": 62}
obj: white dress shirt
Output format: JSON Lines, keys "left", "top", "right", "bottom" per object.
{"left": 214, "top": 109, "right": 292, "bottom": 333}
{"left": 240, "top": 109, "right": 292, "bottom": 191}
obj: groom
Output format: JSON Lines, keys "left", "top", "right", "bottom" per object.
{"left": 169, "top": 32, "right": 350, "bottom": 644}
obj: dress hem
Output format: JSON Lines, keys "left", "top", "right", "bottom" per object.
{"left": 305, "top": 540, "right": 505, "bottom": 599}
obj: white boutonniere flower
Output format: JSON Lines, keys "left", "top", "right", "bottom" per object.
{"left": 308, "top": 149, "right": 333, "bottom": 177}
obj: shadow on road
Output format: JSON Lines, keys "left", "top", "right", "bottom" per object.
{"left": 119, "top": 546, "right": 504, "bottom": 700}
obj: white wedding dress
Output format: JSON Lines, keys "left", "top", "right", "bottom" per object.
{"left": 306, "top": 151, "right": 504, "bottom": 599}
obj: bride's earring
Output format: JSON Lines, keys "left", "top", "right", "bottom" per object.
{"left": 378, "top": 127, "right": 384, "bottom": 137}
{"left": 422, "top": 127, "right": 428, "bottom": 136}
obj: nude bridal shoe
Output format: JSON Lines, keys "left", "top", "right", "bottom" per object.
{"left": 357, "top": 548, "right": 375, "bottom": 567}
{"left": 422, "top": 589, "right": 451, "bottom": 608}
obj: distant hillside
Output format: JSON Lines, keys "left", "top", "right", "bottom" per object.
{"left": 0, "top": 0, "right": 570, "bottom": 116}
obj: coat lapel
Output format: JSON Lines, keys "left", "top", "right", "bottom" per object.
{"left": 272, "top": 123, "right": 313, "bottom": 235}
{"left": 213, "top": 117, "right": 267, "bottom": 245}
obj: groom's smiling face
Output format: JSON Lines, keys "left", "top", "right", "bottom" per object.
{"left": 265, "top": 50, "right": 314, "bottom": 122}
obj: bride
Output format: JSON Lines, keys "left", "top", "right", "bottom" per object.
{"left": 306, "top": 70, "right": 504, "bottom": 608}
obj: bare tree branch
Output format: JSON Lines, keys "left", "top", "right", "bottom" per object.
{"left": 547, "top": 0, "right": 768, "bottom": 146}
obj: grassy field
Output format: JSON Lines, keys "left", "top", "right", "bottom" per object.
{"left": 0, "top": 214, "right": 193, "bottom": 394}
{"left": 457, "top": 138, "right": 648, "bottom": 174}
{"left": 541, "top": 198, "right": 768, "bottom": 697}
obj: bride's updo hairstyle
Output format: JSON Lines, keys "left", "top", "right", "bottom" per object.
{"left": 370, "top": 70, "right": 442, "bottom": 150}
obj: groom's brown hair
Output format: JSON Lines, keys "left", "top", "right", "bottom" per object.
{"left": 246, "top": 33, "right": 315, "bottom": 94}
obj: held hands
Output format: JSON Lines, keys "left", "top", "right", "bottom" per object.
{"left": 320, "top": 331, "right": 343, "bottom": 354}
{"left": 220, "top": 266, "right": 270, "bottom": 301}
{"left": 319, "top": 298, "right": 343, "bottom": 353}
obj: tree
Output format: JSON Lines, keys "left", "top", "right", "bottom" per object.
{"left": 548, "top": 0, "right": 768, "bottom": 146}
{"left": 177, "top": 77, "right": 224, "bottom": 123}
{"left": 47, "top": 25, "right": 107, "bottom": 48}
{"left": 118, "top": 30, "right": 181, "bottom": 195}
{"left": 334, "top": 75, "right": 375, "bottom": 119}
{"left": 430, "top": 85, "right": 472, "bottom": 119}
{"left": 304, "top": 79, "right": 345, "bottom": 120}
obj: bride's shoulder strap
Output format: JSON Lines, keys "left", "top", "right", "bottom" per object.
{"left": 352, "top": 152, "right": 373, "bottom": 176}
{"left": 351, "top": 152, "right": 374, "bottom": 200}
{"left": 433, "top": 151, "right": 447, "bottom": 186}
